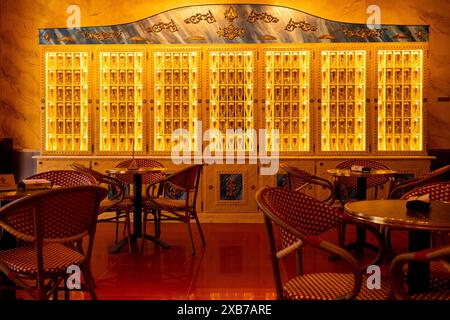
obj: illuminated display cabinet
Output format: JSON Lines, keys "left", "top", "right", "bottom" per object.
{"left": 98, "top": 50, "right": 145, "bottom": 154}
{"left": 38, "top": 4, "right": 432, "bottom": 215}
{"left": 42, "top": 50, "right": 90, "bottom": 153}
{"left": 153, "top": 50, "right": 200, "bottom": 154}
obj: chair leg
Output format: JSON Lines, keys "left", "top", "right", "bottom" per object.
{"left": 186, "top": 218, "right": 196, "bottom": 256}
{"left": 114, "top": 211, "right": 120, "bottom": 244}
{"left": 192, "top": 209, "right": 206, "bottom": 246}
{"left": 125, "top": 211, "right": 132, "bottom": 254}
{"left": 383, "top": 226, "right": 395, "bottom": 261}
{"left": 295, "top": 248, "right": 303, "bottom": 275}
{"left": 141, "top": 211, "right": 148, "bottom": 253}
{"left": 80, "top": 264, "right": 97, "bottom": 300}
{"left": 154, "top": 210, "right": 161, "bottom": 240}
{"left": 338, "top": 220, "right": 346, "bottom": 248}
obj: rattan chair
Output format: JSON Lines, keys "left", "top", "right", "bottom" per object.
{"left": 334, "top": 160, "right": 393, "bottom": 250}
{"left": 0, "top": 185, "right": 107, "bottom": 300}
{"left": 280, "top": 163, "right": 334, "bottom": 204}
{"left": 25, "top": 170, "right": 97, "bottom": 187}
{"left": 390, "top": 245, "right": 450, "bottom": 300}
{"left": 256, "top": 187, "right": 390, "bottom": 300}
{"left": 144, "top": 164, "right": 205, "bottom": 255}
{"left": 388, "top": 164, "right": 450, "bottom": 200}
{"left": 71, "top": 163, "right": 133, "bottom": 253}
{"left": 385, "top": 182, "right": 450, "bottom": 291}
{"left": 334, "top": 159, "right": 392, "bottom": 202}
{"left": 115, "top": 159, "right": 165, "bottom": 189}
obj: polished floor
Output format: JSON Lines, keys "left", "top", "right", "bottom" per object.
{"left": 18, "top": 221, "right": 408, "bottom": 300}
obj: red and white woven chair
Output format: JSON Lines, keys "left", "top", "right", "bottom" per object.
{"left": 280, "top": 163, "right": 334, "bottom": 204}
{"left": 71, "top": 163, "right": 133, "bottom": 253}
{"left": 0, "top": 185, "right": 107, "bottom": 300}
{"left": 145, "top": 164, "right": 205, "bottom": 255}
{"left": 386, "top": 182, "right": 450, "bottom": 291}
{"left": 334, "top": 160, "right": 393, "bottom": 250}
{"left": 390, "top": 245, "right": 450, "bottom": 300}
{"left": 388, "top": 164, "right": 450, "bottom": 200}
{"left": 256, "top": 187, "right": 391, "bottom": 300}
{"left": 25, "top": 170, "right": 97, "bottom": 187}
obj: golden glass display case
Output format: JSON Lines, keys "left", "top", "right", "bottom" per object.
{"left": 320, "top": 49, "right": 366, "bottom": 153}
{"left": 152, "top": 49, "right": 201, "bottom": 154}
{"left": 207, "top": 49, "right": 256, "bottom": 154}
{"left": 263, "top": 49, "right": 311, "bottom": 154}
{"left": 38, "top": 4, "right": 432, "bottom": 217}
{"left": 376, "top": 48, "right": 425, "bottom": 153}
{"left": 41, "top": 50, "right": 90, "bottom": 154}
{"left": 97, "top": 49, "right": 146, "bottom": 154}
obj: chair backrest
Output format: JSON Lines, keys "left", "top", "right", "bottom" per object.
{"left": 389, "top": 165, "right": 450, "bottom": 199}
{"left": 71, "top": 163, "right": 125, "bottom": 204}
{"left": 256, "top": 187, "right": 340, "bottom": 249}
{"left": 336, "top": 160, "right": 390, "bottom": 189}
{"left": 0, "top": 186, "right": 107, "bottom": 243}
{"left": 256, "top": 186, "right": 360, "bottom": 300}
{"left": 165, "top": 164, "right": 204, "bottom": 207}
{"left": 26, "top": 170, "right": 96, "bottom": 187}
{"left": 280, "top": 163, "right": 334, "bottom": 204}
{"left": 115, "top": 159, "right": 165, "bottom": 185}
{"left": 401, "top": 181, "right": 450, "bottom": 202}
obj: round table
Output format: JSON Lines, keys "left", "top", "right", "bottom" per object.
{"left": 345, "top": 199, "right": 450, "bottom": 294}
{"left": 105, "top": 167, "right": 168, "bottom": 253}
{"left": 327, "top": 169, "right": 398, "bottom": 253}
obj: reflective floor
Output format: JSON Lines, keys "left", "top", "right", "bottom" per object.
{"left": 15, "top": 221, "right": 408, "bottom": 300}
{"left": 88, "top": 222, "right": 408, "bottom": 300}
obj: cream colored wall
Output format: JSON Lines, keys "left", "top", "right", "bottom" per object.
{"left": 1, "top": 0, "right": 449, "bottom": 149}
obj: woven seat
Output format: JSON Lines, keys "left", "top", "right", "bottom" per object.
{"left": 256, "top": 187, "right": 390, "bottom": 300}
{"left": 284, "top": 273, "right": 391, "bottom": 300}
{"left": 0, "top": 186, "right": 107, "bottom": 300}
{"left": 390, "top": 245, "right": 450, "bottom": 300}
{"left": 411, "top": 290, "right": 450, "bottom": 300}
{"left": 150, "top": 198, "right": 186, "bottom": 211}
{"left": 0, "top": 243, "right": 85, "bottom": 275}
{"left": 144, "top": 164, "right": 205, "bottom": 255}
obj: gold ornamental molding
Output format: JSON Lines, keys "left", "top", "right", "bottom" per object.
{"left": 341, "top": 27, "right": 386, "bottom": 39}
{"left": 285, "top": 19, "right": 317, "bottom": 32}
{"left": 224, "top": 6, "right": 238, "bottom": 22}
{"left": 184, "top": 10, "right": 216, "bottom": 24}
{"left": 247, "top": 10, "right": 279, "bottom": 24}
{"left": 77, "top": 31, "right": 124, "bottom": 41}
{"left": 146, "top": 19, "right": 178, "bottom": 33}
{"left": 217, "top": 24, "right": 246, "bottom": 40}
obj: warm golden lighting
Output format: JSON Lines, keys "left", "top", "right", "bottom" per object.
{"left": 154, "top": 51, "right": 199, "bottom": 152}
{"left": 209, "top": 51, "right": 254, "bottom": 152}
{"left": 377, "top": 50, "right": 423, "bottom": 151}
{"left": 99, "top": 52, "right": 144, "bottom": 152}
{"left": 264, "top": 50, "right": 310, "bottom": 152}
{"left": 45, "top": 52, "right": 89, "bottom": 152}
{"left": 321, "top": 50, "right": 366, "bottom": 152}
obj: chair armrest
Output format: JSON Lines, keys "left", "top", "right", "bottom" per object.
{"left": 145, "top": 177, "right": 167, "bottom": 198}
{"left": 276, "top": 240, "right": 303, "bottom": 259}
{"left": 390, "top": 245, "right": 450, "bottom": 300}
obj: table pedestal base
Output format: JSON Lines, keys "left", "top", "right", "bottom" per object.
{"left": 109, "top": 234, "right": 170, "bottom": 254}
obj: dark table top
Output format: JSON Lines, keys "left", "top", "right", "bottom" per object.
{"left": 345, "top": 200, "right": 450, "bottom": 231}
